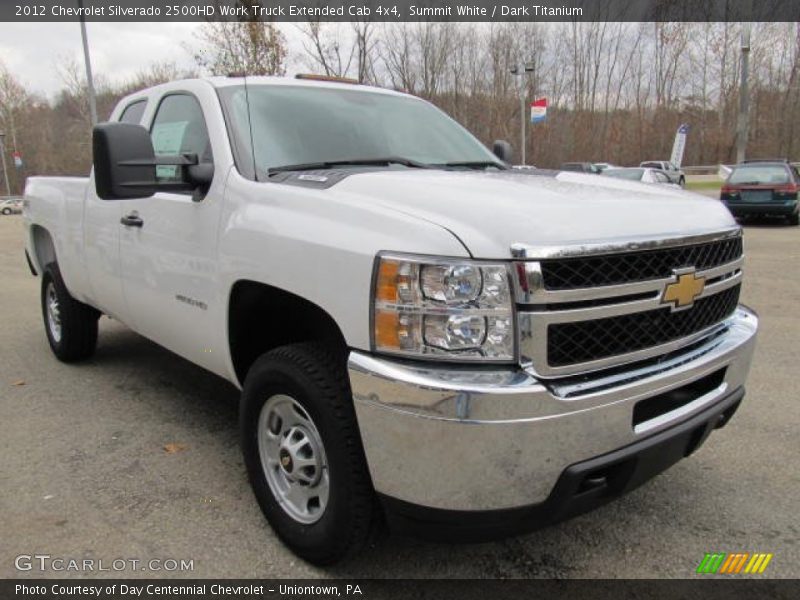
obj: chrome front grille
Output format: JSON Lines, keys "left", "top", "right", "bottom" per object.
{"left": 514, "top": 229, "right": 745, "bottom": 378}
{"left": 540, "top": 236, "right": 742, "bottom": 290}
{"left": 547, "top": 284, "right": 741, "bottom": 367}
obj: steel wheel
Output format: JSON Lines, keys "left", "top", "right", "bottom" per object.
{"left": 241, "top": 343, "right": 378, "bottom": 564}
{"left": 258, "top": 394, "right": 329, "bottom": 524}
{"left": 45, "top": 282, "right": 62, "bottom": 343}
{"left": 40, "top": 264, "right": 98, "bottom": 362}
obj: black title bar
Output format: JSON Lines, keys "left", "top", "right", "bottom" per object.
{"left": 3, "top": 0, "right": 800, "bottom": 22}
{"left": 3, "top": 579, "right": 800, "bottom": 600}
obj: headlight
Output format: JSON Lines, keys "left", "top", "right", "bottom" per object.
{"left": 372, "top": 254, "right": 515, "bottom": 362}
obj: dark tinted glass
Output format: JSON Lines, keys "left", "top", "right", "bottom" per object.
{"left": 729, "top": 166, "right": 789, "bottom": 185}
{"left": 605, "top": 168, "right": 644, "bottom": 180}
{"left": 150, "top": 94, "right": 211, "bottom": 182}
{"left": 119, "top": 100, "right": 147, "bottom": 124}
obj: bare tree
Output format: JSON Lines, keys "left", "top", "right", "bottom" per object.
{"left": 4, "top": 21, "right": 800, "bottom": 188}
{"left": 351, "top": 21, "right": 378, "bottom": 84}
{"left": 297, "top": 21, "right": 356, "bottom": 78}
{"left": 382, "top": 24, "right": 418, "bottom": 92}
{"left": 126, "top": 61, "right": 198, "bottom": 91}
{"left": 0, "top": 60, "right": 27, "bottom": 152}
{"left": 192, "top": 21, "right": 287, "bottom": 76}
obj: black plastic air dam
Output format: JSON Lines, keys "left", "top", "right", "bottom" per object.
{"left": 632, "top": 367, "right": 727, "bottom": 427}
{"left": 380, "top": 386, "right": 744, "bottom": 543}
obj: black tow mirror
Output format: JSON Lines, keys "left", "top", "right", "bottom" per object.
{"left": 188, "top": 163, "right": 214, "bottom": 186}
{"left": 187, "top": 163, "right": 214, "bottom": 202}
{"left": 492, "top": 140, "right": 514, "bottom": 164}
{"left": 92, "top": 123, "right": 214, "bottom": 201}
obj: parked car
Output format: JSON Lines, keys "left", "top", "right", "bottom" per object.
{"left": 721, "top": 160, "right": 799, "bottom": 225}
{"left": 640, "top": 161, "right": 686, "bottom": 186}
{"left": 23, "top": 75, "right": 757, "bottom": 565}
{"left": 603, "top": 167, "right": 679, "bottom": 186}
{"left": 560, "top": 161, "right": 601, "bottom": 174}
{"left": 593, "top": 162, "right": 621, "bottom": 172}
{"left": 1, "top": 197, "right": 23, "bottom": 215}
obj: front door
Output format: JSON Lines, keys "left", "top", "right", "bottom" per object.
{"left": 118, "top": 92, "right": 223, "bottom": 373}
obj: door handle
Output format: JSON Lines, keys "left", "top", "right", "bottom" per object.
{"left": 120, "top": 212, "right": 144, "bottom": 228}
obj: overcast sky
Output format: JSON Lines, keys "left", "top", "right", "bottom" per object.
{"left": 0, "top": 22, "right": 309, "bottom": 99}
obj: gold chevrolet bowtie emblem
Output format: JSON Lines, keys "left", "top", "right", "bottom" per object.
{"left": 663, "top": 269, "right": 706, "bottom": 310}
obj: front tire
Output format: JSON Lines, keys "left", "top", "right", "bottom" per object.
{"left": 240, "top": 342, "right": 378, "bottom": 565}
{"left": 788, "top": 211, "right": 799, "bottom": 226}
{"left": 1, "top": 208, "right": 11, "bottom": 215}
{"left": 41, "top": 264, "right": 99, "bottom": 362}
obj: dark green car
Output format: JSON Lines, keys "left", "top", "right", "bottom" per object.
{"left": 721, "top": 160, "right": 799, "bottom": 225}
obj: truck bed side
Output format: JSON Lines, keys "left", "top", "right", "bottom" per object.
{"left": 24, "top": 176, "right": 95, "bottom": 306}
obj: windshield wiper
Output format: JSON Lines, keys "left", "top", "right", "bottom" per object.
{"left": 434, "top": 161, "right": 508, "bottom": 170}
{"left": 733, "top": 181, "right": 765, "bottom": 186}
{"left": 268, "top": 157, "right": 432, "bottom": 175}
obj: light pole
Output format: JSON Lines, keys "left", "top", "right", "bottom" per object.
{"left": 78, "top": 0, "right": 98, "bottom": 126}
{"left": 735, "top": 24, "right": 751, "bottom": 164}
{"left": 0, "top": 133, "right": 11, "bottom": 197}
{"left": 511, "top": 61, "right": 535, "bottom": 165}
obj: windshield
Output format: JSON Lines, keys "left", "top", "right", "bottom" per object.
{"left": 604, "top": 168, "right": 644, "bottom": 181}
{"left": 218, "top": 84, "right": 502, "bottom": 178}
{"left": 728, "top": 165, "right": 790, "bottom": 185}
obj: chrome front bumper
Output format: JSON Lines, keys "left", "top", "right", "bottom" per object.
{"left": 349, "top": 307, "right": 758, "bottom": 512}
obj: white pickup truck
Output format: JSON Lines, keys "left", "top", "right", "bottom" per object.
{"left": 24, "top": 75, "right": 757, "bottom": 565}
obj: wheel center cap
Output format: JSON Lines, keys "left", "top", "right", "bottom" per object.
{"left": 279, "top": 449, "right": 293, "bottom": 473}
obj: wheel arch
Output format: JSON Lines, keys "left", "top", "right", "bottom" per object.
{"left": 30, "top": 224, "right": 58, "bottom": 273}
{"left": 227, "top": 280, "right": 348, "bottom": 386}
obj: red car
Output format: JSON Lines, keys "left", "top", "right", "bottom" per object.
{"left": 721, "top": 160, "right": 799, "bottom": 225}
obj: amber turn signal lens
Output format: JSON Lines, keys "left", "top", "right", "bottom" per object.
{"left": 376, "top": 260, "right": 399, "bottom": 303}
{"left": 374, "top": 310, "right": 401, "bottom": 349}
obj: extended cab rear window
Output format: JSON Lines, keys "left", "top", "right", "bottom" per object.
{"left": 729, "top": 165, "right": 790, "bottom": 185}
{"left": 119, "top": 100, "right": 147, "bottom": 124}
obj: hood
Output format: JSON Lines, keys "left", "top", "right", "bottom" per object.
{"left": 331, "top": 169, "right": 736, "bottom": 259}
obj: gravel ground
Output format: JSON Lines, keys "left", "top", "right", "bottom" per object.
{"left": 0, "top": 214, "right": 797, "bottom": 579}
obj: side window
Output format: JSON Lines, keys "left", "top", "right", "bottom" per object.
{"left": 119, "top": 100, "right": 147, "bottom": 124}
{"left": 150, "top": 94, "right": 212, "bottom": 183}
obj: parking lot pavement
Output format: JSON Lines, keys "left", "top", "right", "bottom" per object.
{"left": 0, "top": 214, "right": 797, "bottom": 579}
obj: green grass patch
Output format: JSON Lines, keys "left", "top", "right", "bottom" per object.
{"left": 685, "top": 179, "right": 722, "bottom": 191}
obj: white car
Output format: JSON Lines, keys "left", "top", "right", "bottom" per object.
{"left": 1, "top": 197, "right": 23, "bottom": 215}
{"left": 640, "top": 160, "right": 686, "bottom": 186}
{"left": 23, "top": 76, "right": 757, "bottom": 564}
{"left": 604, "top": 167, "right": 680, "bottom": 186}
{"left": 593, "top": 162, "right": 620, "bottom": 172}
